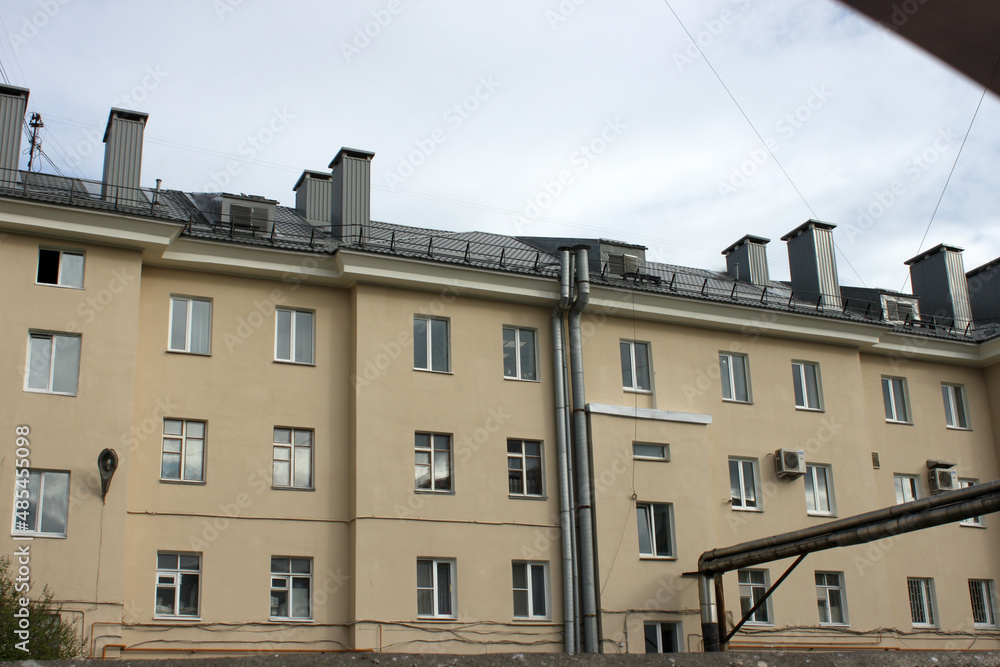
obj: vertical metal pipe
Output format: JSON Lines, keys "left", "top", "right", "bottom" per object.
{"left": 713, "top": 573, "right": 727, "bottom": 652}
{"left": 552, "top": 249, "right": 575, "bottom": 653}
{"left": 700, "top": 574, "right": 720, "bottom": 652}
{"left": 568, "top": 246, "right": 598, "bottom": 652}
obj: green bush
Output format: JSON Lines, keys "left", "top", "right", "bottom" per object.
{"left": 1, "top": 555, "right": 84, "bottom": 660}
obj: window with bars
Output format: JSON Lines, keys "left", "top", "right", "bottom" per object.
{"left": 969, "top": 579, "right": 997, "bottom": 628}
{"left": 907, "top": 577, "right": 936, "bottom": 627}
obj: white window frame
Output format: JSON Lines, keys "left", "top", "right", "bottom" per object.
{"left": 502, "top": 326, "right": 538, "bottom": 381}
{"left": 907, "top": 577, "right": 937, "bottom": 628}
{"left": 738, "top": 569, "right": 772, "bottom": 625}
{"left": 413, "top": 315, "right": 450, "bottom": 372}
{"left": 959, "top": 479, "right": 984, "bottom": 527}
{"left": 620, "top": 340, "right": 652, "bottom": 392}
{"left": 512, "top": 561, "right": 549, "bottom": 619}
{"left": 161, "top": 419, "right": 206, "bottom": 483}
{"left": 24, "top": 331, "right": 81, "bottom": 396}
{"left": 275, "top": 307, "right": 315, "bottom": 365}
{"left": 36, "top": 247, "right": 85, "bottom": 288}
{"left": 168, "top": 296, "right": 212, "bottom": 355}
{"left": 155, "top": 553, "right": 201, "bottom": 619}
{"left": 881, "top": 376, "right": 910, "bottom": 424}
{"left": 636, "top": 502, "right": 675, "bottom": 559}
{"left": 791, "top": 361, "right": 823, "bottom": 411}
{"left": 969, "top": 579, "right": 997, "bottom": 629}
{"left": 805, "top": 464, "right": 836, "bottom": 516}
{"left": 816, "top": 571, "right": 848, "bottom": 625}
{"left": 270, "top": 557, "right": 312, "bottom": 621}
{"left": 729, "top": 457, "right": 761, "bottom": 511}
{"left": 415, "top": 433, "right": 452, "bottom": 493}
{"left": 894, "top": 473, "right": 919, "bottom": 505}
{"left": 942, "top": 383, "right": 971, "bottom": 429}
{"left": 720, "top": 352, "right": 751, "bottom": 403}
{"left": 416, "top": 558, "right": 456, "bottom": 618}
{"left": 11, "top": 469, "right": 70, "bottom": 538}
{"left": 633, "top": 442, "right": 669, "bottom": 461}
{"left": 507, "top": 439, "right": 544, "bottom": 498}
{"left": 643, "top": 621, "right": 682, "bottom": 653}
{"left": 272, "top": 428, "right": 313, "bottom": 490}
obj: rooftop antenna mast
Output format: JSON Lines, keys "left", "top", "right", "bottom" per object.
{"left": 26, "top": 112, "right": 43, "bottom": 172}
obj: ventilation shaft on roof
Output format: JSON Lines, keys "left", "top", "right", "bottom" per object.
{"left": 329, "top": 147, "right": 374, "bottom": 245}
{"left": 905, "top": 244, "right": 972, "bottom": 330}
{"left": 781, "top": 220, "right": 841, "bottom": 309}
{"left": 102, "top": 108, "right": 148, "bottom": 207}
{"left": 722, "top": 235, "right": 770, "bottom": 286}
{"left": 967, "top": 257, "right": 1000, "bottom": 327}
{"left": 0, "top": 84, "right": 29, "bottom": 189}
{"left": 293, "top": 170, "right": 334, "bottom": 226}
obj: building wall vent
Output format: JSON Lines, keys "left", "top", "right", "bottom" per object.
{"left": 607, "top": 253, "right": 640, "bottom": 276}
{"left": 220, "top": 194, "right": 276, "bottom": 233}
{"left": 0, "top": 84, "right": 29, "bottom": 188}
{"left": 905, "top": 244, "right": 972, "bottom": 329}
{"left": 882, "top": 296, "right": 919, "bottom": 324}
{"left": 102, "top": 108, "right": 148, "bottom": 206}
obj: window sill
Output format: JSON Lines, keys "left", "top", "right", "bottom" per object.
{"left": 742, "top": 621, "right": 773, "bottom": 627}
{"left": 819, "top": 622, "right": 850, "bottom": 628}
{"left": 513, "top": 616, "right": 552, "bottom": 622}
{"left": 154, "top": 615, "right": 202, "bottom": 622}
{"left": 807, "top": 511, "right": 837, "bottom": 518}
{"left": 722, "top": 398, "right": 753, "bottom": 405}
{"left": 269, "top": 617, "right": 314, "bottom": 623}
{"left": 946, "top": 425, "right": 972, "bottom": 431}
{"left": 731, "top": 506, "right": 763, "bottom": 513}
{"left": 12, "top": 533, "right": 65, "bottom": 539}
{"left": 633, "top": 456, "right": 669, "bottom": 462}
{"left": 884, "top": 419, "right": 912, "bottom": 425}
{"left": 794, "top": 406, "right": 824, "bottom": 412}
{"left": 509, "top": 494, "right": 548, "bottom": 501}
{"left": 414, "top": 368, "right": 453, "bottom": 375}
{"left": 623, "top": 388, "right": 653, "bottom": 394}
{"left": 415, "top": 489, "right": 455, "bottom": 495}
{"left": 272, "top": 485, "right": 315, "bottom": 492}
{"left": 960, "top": 522, "right": 986, "bottom": 529}
{"left": 167, "top": 349, "right": 212, "bottom": 357}
{"left": 159, "top": 479, "right": 207, "bottom": 485}
{"left": 274, "top": 359, "right": 316, "bottom": 367}
{"left": 416, "top": 616, "right": 458, "bottom": 622}
{"left": 504, "top": 376, "right": 541, "bottom": 383}
{"left": 35, "top": 282, "right": 84, "bottom": 290}
{"left": 911, "top": 624, "right": 938, "bottom": 630}
{"left": 23, "top": 388, "right": 77, "bottom": 397}
{"left": 639, "top": 555, "right": 677, "bottom": 561}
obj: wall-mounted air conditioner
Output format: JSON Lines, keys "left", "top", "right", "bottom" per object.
{"left": 775, "top": 449, "right": 806, "bottom": 479}
{"left": 928, "top": 467, "right": 958, "bottom": 494}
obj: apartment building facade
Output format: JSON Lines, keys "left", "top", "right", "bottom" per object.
{"left": 2, "top": 86, "right": 1000, "bottom": 657}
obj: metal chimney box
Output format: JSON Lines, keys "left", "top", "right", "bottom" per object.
{"left": 967, "top": 257, "right": 1000, "bottom": 328}
{"left": 722, "top": 235, "right": 770, "bottom": 286}
{"left": 329, "top": 147, "right": 375, "bottom": 244}
{"left": 0, "top": 85, "right": 29, "bottom": 188}
{"left": 102, "top": 108, "right": 148, "bottom": 207}
{"left": 294, "top": 170, "right": 334, "bottom": 226}
{"left": 781, "top": 220, "right": 842, "bottom": 309}
{"left": 905, "top": 244, "right": 972, "bottom": 329}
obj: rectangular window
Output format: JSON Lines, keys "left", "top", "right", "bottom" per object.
{"left": 161, "top": 419, "right": 206, "bottom": 483}
{"left": 36, "top": 248, "right": 84, "bottom": 288}
{"left": 273, "top": 428, "right": 313, "bottom": 489}
{"left": 738, "top": 569, "right": 771, "bottom": 624}
{"left": 25, "top": 332, "right": 81, "bottom": 395}
{"left": 720, "top": 352, "right": 750, "bottom": 402}
{"left": 620, "top": 340, "right": 651, "bottom": 391}
{"left": 729, "top": 458, "right": 760, "bottom": 510}
{"left": 881, "top": 376, "right": 910, "bottom": 423}
{"left": 512, "top": 561, "right": 548, "bottom": 619}
{"left": 507, "top": 439, "right": 543, "bottom": 497}
{"left": 633, "top": 442, "right": 669, "bottom": 461}
{"left": 414, "top": 316, "right": 449, "bottom": 372}
{"left": 969, "top": 579, "right": 997, "bottom": 628}
{"left": 416, "top": 558, "right": 455, "bottom": 618}
{"left": 959, "top": 479, "right": 984, "bottom": 526}
{"left": 12, "top": 470, "right": 69, "bottom": 537}
{"left": 805, "top": 464, "right": 835, "bottom": 516}
{"left": 415, "top": 433, "right": 452, "bottom": 492}
{"left": 894, "top": 474, "right": 919, "bottom": 505}
{"left": 168, "top": 297, "right": 212, "bottom": 354}
{"left": 942, "top": 384, "right": 970, "bottom": 429}
{"left": 792, "top": 361, "right": 822, "bottom": 410}
{"left": 275, "top": 308, "right": 314, "bottom": 364}
{"left": 816, "top": 572, "right": 848, "bottom": 625}
{"left": 155, "top": 553, "right": 200, "bottom": 618}
{"left": 636, "top": 503, "right": 675, "bottom": 558}
{"left": 502, "top": 326, "right": 537, "bottom": 381}
{"left": 907, "top": 577, "right": 936, "bottom": 627}
{"left": 270, "top": 557, "right": 312, "bottom": 620}
{"left": 643, "top": 621, "right": 681, "bottom": 653}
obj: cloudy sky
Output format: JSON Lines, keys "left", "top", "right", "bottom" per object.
{"left": 2, "top": 0, "right": 998, "bottom": 290}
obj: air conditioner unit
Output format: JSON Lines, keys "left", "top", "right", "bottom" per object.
{"left": 929, "top": 468, "right": 958, "bottom": 494}
{"left": 607, "top": 253, "right": 640, "bottom": 276}
{"left": 774, "top": 449, "right": 806, "bottom": 479}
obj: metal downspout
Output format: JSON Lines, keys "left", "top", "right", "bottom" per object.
{"left": 552, "top": 249, "right": 575, "bottom": 654}
{"left": 568, "top": 246, "right": 598, "bottom": 652}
